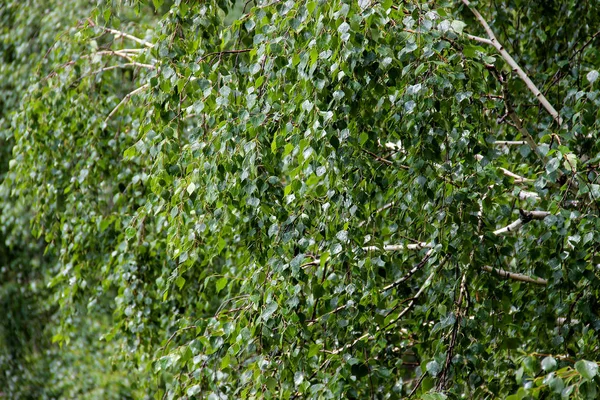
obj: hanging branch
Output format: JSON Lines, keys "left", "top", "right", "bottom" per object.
{"left": 437, "top": 272, "right": 468, "bottom": 391}
{"left": 475, "top": 154, "right": 535, "bottom": 183}
{"left": 494, "top": 140, "right": 527, "bottom": 146}
{"left": 89, "top": 62, "right": 156, "bottom": 75}
{"left": 101, "top": 26, "right": 154, "bottom": 48}
{"left": 358, "top": 202, "right": 396, "bottom": 228}
{"left": 380, "top": 249, "right": 434, "bottom": 293}
{"left": 363, "top": 242, "right": 432, "bottom": 252}
{"left": 493, "top": 210, "right": 550, "bottom": 235}
{"left": 461, "top": 0, "right": 563, "bottom": 127}
{"left": 482, "top": 265, "right": 548, "bottom": 285}
{"left": 104, "top": 83, "right": 149, "bottom": 124}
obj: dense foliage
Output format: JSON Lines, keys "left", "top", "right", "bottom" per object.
{"left": 2, "top": 0, "right": 600, "bottom": 398}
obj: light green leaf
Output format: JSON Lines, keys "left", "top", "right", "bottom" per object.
{"left": 575, "top": 360, "right": 598, "bottom": 381}
{"left": 451, "top": 20, "right": 467, "bottom": 34}
{"left": 186, "top": 182, "right": 196, "bottom": 195}
{"left": 541, "top": 356, "right": 557, "bottom": 372}
{"left": 216, "top": 277, "right": 227, "bottom": 293}
{"left": 261, "top": 301, "right": 278, "bottom": 321}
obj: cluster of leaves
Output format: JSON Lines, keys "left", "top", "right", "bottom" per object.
{"left": 2, "top": 0, "right": 600, "bottom": 398}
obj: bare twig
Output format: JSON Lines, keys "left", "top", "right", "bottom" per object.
{"left": 408, "top": 372, "right": 427, "bottom": 398}
{"left": 361, "top": 148, "right": 393, "bottom": 166}
{"left": 380, "top": 249, "right": 433, "bottom": 293}
{"left": 437, "top": 273, "right": 468, "bottom": 391}
{"left": 88, "top": 62, "right": 155, "bottom": 76}
{"left": 358, "top": 202, "right": 395, "bottom": 228}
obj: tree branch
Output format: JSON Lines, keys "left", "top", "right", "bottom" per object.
{"left": 380, "top": 249, "right": 433, "bottom": 293}
{"left": 461, "top": 0, "right": 563, "bottom": 126}
{"left": 104, "top": 83, "right": 149, "bottom": 124}
{"left": 493, "top": 210, "right": 550, "bottom": 235}
{"left": 482, "top": 265, "right": 548, "bottom": 285}
{"left": 494, "top": 140, "right": 527, "bottom": 145}
{"left": 465, "top": 33, "right": 493, "bottom": 46}
{"left": 101, "top": 26, "right": 154, "bottom": 48}
{"left": 197, "top": 49, "right": 252, "bottom": 63}
{"left": 475, "top": 154, "right": 535, "bottom": 183}
{"left": 363, "top": 243, "right": 432, "bottom": 252}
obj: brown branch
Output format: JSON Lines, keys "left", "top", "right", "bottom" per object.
{"left": 197, "top": 49, "right": 252, "bottom": 63}
{"left": 494, "top": 140, "right": 527, "bottom": 145}
{"left": 361, "top": 148, "right": 393, "bottom": 166}
{"left": 380, "top": 249, "right": 433, "bottom": 293}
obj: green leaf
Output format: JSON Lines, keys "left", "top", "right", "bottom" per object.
{"left": 575, "top": 360, "right": 598, "bottom": 381}
{"left": 186, "top": 182, "right": 196, "bottom": 195}
{"left": 216, "top": 277, "right": 227, "bottom": 293}
{"left": 541, "top": 356, "right": 557, "bottom": 372}
{"left": 125, "top": 227, "right": 137, "bottom": 239}
{"left": 175, "top": 276, "right": 186, "bottom": 289}
{"left": 186, "top": 385, "right": 200, "bottom": 396}
{"left": 451, "top": 20, "right": 467, "bottom": 34}
{"left": 426, "top": 360, "right": 441, "bottom": 376}
{"left": 265, "top": 377, "right": 278, "bottom": 390}
{"left": 261, "top": 301, "right": 278, "bottom": 321}
{"left": 546, "top": 157, "right": 560, "bottom": 173}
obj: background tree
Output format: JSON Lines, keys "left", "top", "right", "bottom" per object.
{"left": 2, "top": 0, "right": 600, "bottom": 398}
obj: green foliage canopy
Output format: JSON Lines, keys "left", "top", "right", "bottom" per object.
{"left": 2, "top": 0, "right": 600, "bottom": 398}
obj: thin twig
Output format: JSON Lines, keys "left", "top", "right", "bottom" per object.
{"left": 408, "top": 372, "right": 427, "bottom": 398}
{"left": 437, "top": 273, "right": 468, "bottom": 391}
{"left": 197, "top": 49, "right": 252, "bottom": 63}
{"left": 361, "top": 148, "right": 393, "bottom": 166}
{"left": 89, "top": 62, "right": 155, "bottom": 75}
{"left": 357, "top": 202, "right": 396, "bottom": 228}
{"left": 380, "top": 249, "right": 433, "bottom": 293}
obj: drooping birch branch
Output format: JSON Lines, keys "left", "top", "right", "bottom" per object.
{"left": 482, "top": 265, "right": 548, "bottom": 285}
{"left": 494, "top": 140, "right": 527, "bottom": 146}
{"left": 89, "top": 62, "right": 156, "bottom": 75}
{"left": 461, "top": 0, "right": 563, "bottom": 126}
{"left": 475, "top": 154, "right": 535, "bottom": 183}
{"left": 493, "top": 210, "right": 550, "bottom": 235}
{"left": 363, "top": 242, "right": 432, "bottom": 252}
{"left": 101, "top": 27, "right": 154, "bottom": 48}
{"left": 330, "top": 256, "right": 449, "bottom": 355}
{"left": 380, "top": 249, "right": 434, "bottom": 293}
{"left": 104, "top": 83, "right": 150, "bottom": 124}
